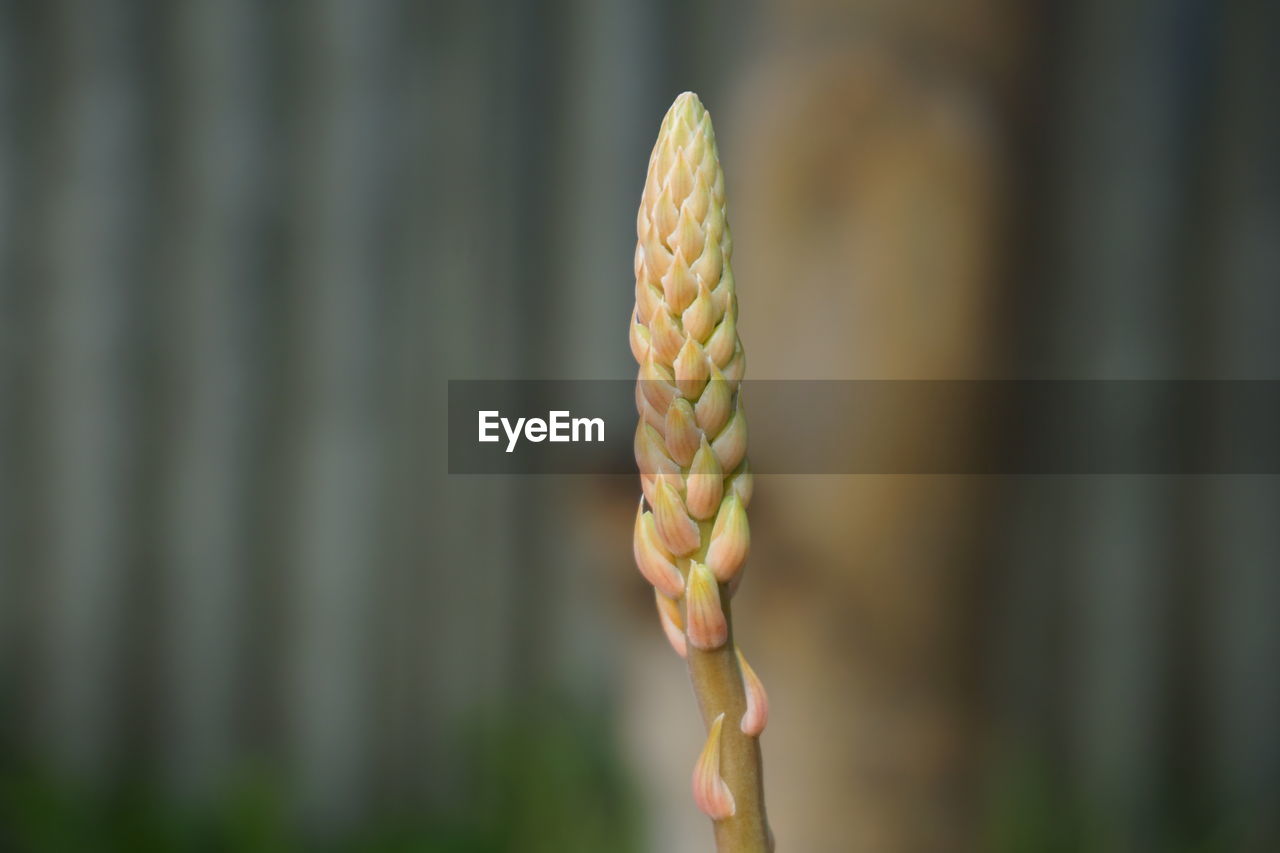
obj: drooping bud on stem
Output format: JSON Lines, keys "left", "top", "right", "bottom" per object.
{"left": 692, "top": 713, "right": 736, "bottom": 821}
{"left": 736, "top": 647, "right": 769, "bottom": 737}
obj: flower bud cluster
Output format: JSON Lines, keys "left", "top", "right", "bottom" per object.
{"left": 631, "top": 96, "right": 770, "bottom": 796}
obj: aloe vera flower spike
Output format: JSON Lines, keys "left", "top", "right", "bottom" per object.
{"left": 631, "top": 92, "right": 773, "bottom": 853}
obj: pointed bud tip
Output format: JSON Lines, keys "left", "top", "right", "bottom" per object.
{"left": 737, "top": 647, "right": 769, "bottom": 737}
{"left": 672, "top": 91, "right": 706, "bottom": 118}
{"left": 692, "top": 712, "right": 736, "bottom": 820}
{"left": 685, "top": 560, "right": 728, "bottom": 650}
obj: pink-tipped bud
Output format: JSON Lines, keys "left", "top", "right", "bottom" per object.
{"left": 694, "top": 366, "right": 732, "bottom": 435}
{"left": 673, "top": 338, "right": 710, "bottom": 400}
{"left": 636, "top": 278, "right": 662, "bottom": 322}
{"left": 672, "top": 203, "right": 705, "bottom": 264}
{"left": 669, "top": 151, "right": 696, "bottom": 208}
{"left": 685, "top": 560, "right": 727, "bottom": 650}
{"left": 653, "top": 478, "right": 701, "bottom": 556}
{"left": 640, "top": 473, "right": 658, "bottom": 509}
{"left": 736, "top": 647, "right": 769, "bottom": 737}
{"left": 705, "top": 494, "right": 749, "bottom": 583}
{"left": 691, "top": 238, "right": 723, "bottom": 293}
{"left": 635, "top": 382, "right": 664, "bottom": 431}
{"left": 664, "top": 398, "right": 701, "bottom": 467}
{"left": 643, "top": 232, "right": 673, "bottom": 280}
{"left": 655, "top": 590, "right": 687, "bottom": 658}
{"left": 704, "top": 306, "right": 736, "bottom": 367}
{"left": 684, "top": 170, "right": 711, "bottom": 226}
{"left": 684, "top": 438, "right": 723, "bottom": 520}
{"left": 629, "top": 313, "right": 651, "bottom": 363}
{"left": 682, "top": 282, "right": 716, "bottom": 344}
{"left": 727, "top": 459, "right": 753, "bottom": 508}
{"left": 648, "top": 307, "right": 684, "bottom": 367}
{"left": 639, "top": 357, "right": 678, "bottom": 413}
{"left": 661, "top": 249, "right": 697, "bottom": 313}
{"left": 710, "top": 276, "right": 732, "bottom": 321}
{"left": 692, "top": 713, "right": 735, "bottom": 820}
{"left": 654, "top": 185, "right": 679, "bottom": 246}
{"left": 633, "top": 503, "right": 686, "bottom": 599}
{"left": 634, "top": 422, "right": 680, "bottom": 479}
{"left": 711, "top": 396, "right": 747, "bottom": 473}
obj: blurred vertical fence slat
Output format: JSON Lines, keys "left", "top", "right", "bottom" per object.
{"left": 35, "top": 0, "right": 146, "bottom": 781}
{"left": 157, "top": 0, "right": 268, "bottom": 801}
{"left": 283, "top": 0, "right": 399, "bottom": 828}
{"left": 1000, "top": 0, "right": 1280, "bottom": 848}
{"left": 0, "top": 1, "right": 19, "bottom": 697}
{"left": 1200, "top": 0, "right": 1280, "bottom": 833}
{"left": 380, "top": 0, "right": 526, "bottom": 811}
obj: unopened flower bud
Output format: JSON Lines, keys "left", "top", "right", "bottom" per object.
{"left": 684, "top": 438, "right": 724, "bottom": 520}
{"left": 692, "top": 713, "right": 735, "bottom": 820}
{"left": 736, "top": 647, "right": 769, "bottom": 737}
{"left": 711, "top": 395, "right": 747, "bottom": 473}
{"left": 653, "top": 477, "right": 701, "bottom": 556}
{"left": 633, "top": 502, "right": 687, "bottom": 599}
{"left": 685, "top": 560, "right": 727, "bottom": 650}
{"left": 704, "top": 494, "right": 749, "bottom": 583}
{"left": 664, "top": 397, "right": 701, "bottom": 467}
{"left": 655, "top": 590, "right": 687, "bottom": 658}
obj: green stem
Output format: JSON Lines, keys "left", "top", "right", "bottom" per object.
{"left": 684, "top": 521, "right": 772, "bottom": 852}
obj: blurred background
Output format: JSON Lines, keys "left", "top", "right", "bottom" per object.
{"left": 1, "top": 0, "right": 1278, "bottom": 851}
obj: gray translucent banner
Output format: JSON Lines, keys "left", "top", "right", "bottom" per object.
{"left": 448, "top": 380, "right": 1280, "bottom": 474}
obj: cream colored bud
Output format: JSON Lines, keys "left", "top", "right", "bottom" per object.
{"left": 711, "top": 396, "right": 747, "bottom": 473}
{"left": 684, "top": 438, "right": 724, "bottom": 520}
{"left": 685, "top": 560, "right": 727, "bottom": 650}
{"left": 673, "top": 338, "right": 710, "bottom": 400}
{"left": 704, "top": 306, "right": 736, "bottom": 367}
{"left": 722, "top": 346, "right": 746, "bottom": 383}
{"left": 634, "top": 503, "right": 687, "bottom": 599}
{"left": 672, "top": 203, "right": 705, "bottom": 265}
{"left": 736, "top": 648, "right": 769, "bottom": 737}
{"left": 691, "top": 237, "right": 723, "bottom": 288}
{"left": 668, "top": 150, "right": 695, "bottom": 207}
{"left": 629, "top": 313, "right": 651, "bottom": 363}
{"left": 647, "top": 307, "right": 684, "bottom": 367}
{"left": 685, "top": 170, "right": 711, "bottom": 223}
{"left": 653, "top": 478, "right": 701, "bottom": 557}
{"left": 692, "top": 713, "right": 736, "bottom": 820}
{"left": 655, "top": 590, "right": 687, "bottom": 659}
{"left": 705, "top": 494, "right": 749, "bottom": 583}
{"left": 727, "top": 459, "right": 753, "bottom": 508}
{"left": 663, "top": 398, "right": 701, "bottom": 467}
{"left": 635, "top": 382, "right": 664, "bottom": 432}
{"left": 654, "top": 185, "right": 679, "bottom": 246}
{"left": 661, "top": 251, "right": 697, "bottom": 314}
{"left": 636, "top": 276, "right": 662, "bottom": 321}
{"left": 682, "top": 283, "right": 715, "bottom": 343}
{"left": 639, "top": 357, "right": 678, "bottom": 413}
{"left": 634, "top": 421, "right": 680, "bottom": 479}
{"left": 694, "top": 367, "right": 732, "bottom": 435}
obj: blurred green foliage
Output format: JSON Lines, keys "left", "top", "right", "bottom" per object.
{"left": 0, "top": 701, "right": 645, "bottom": 853}
{"left": 984, "top": 751, "right": 1275, "bottom": 853}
